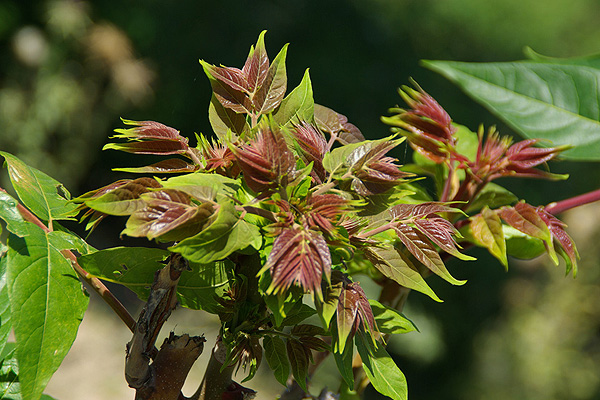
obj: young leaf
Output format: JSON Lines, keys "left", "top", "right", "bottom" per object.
{"left": 272, "top": 68, "right": 314, "bottom": 127}
{"left": 469, "top": 206, "right": 508, "bottom": 268}
{"left": 7, "top": 228, "right": 89, "bottom": 400}
{"left": 498, "top": 201, "right": 557, "bottom": 264}
{"left": 423, "top": 59, "right": 600, "bottom": 160}
{"left": 503, "top": 225, "right": 546, "bottom": 260}
{"left": 363, "top": 246, "right": 442, "bottom": 302}
{"left": 122, "top": 189, "right": 215, "bottom": 241}
{"left": 253, "top": 42, "right": 288, "bottom": 115}
{"left": 1, "top": 151, "right": 79, "bottom": 222}
{"left": 466, "top": 182, "right": 518, "bottom": 213}
{"left": 316, "top": 278, "right": 343, "bottom": 330}
{"left": 83, "top": 177, "right": 162, "bottom": 216}
{"left": 315, "top": 104, "right": 365, "bottom": 145}
{"left": 355, "top": 335, "right": 408, "bottom": 400}
{"left": 113, "top": 159, "right": 198, "bottom": 174}
{"left": 332, "top": 326, "right": 355, "bottom": 389}
{"left": 263, "top": 336, "right": 290, "bottom": 386}
{"left": 336, "top": 281, "right": 376, "bottom": 353}
{"left": 208, "top": 93, "right": 250, "bottom": 140}
{"left": 169, "top": 201, "right": 261, "bottom": 264}
{"left": 369, "top": 299, "right": 418, "bottom": 335}
{"left": 394, "top": 224, "right": 466, "bottom": 286}
{"left": 264, "top": 226, "right": 332, "bottom": 299}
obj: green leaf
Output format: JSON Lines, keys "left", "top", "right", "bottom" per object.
{"left": 364, "top": 246, "right": 442, "bottom": 302}
{"left": 469, "top": 206, "right": 508, "bottom": 268}
{"left": 332, "top": 324, "right": 355, "bottom": 389}
{"left": 0, "top": 152, "right": 79, "bottom": 222}
{"left": 0, "top": 257, "right": 11, "bottom": 356}
{"left": 79, "top": 246, "right": 232, "bottom": 313}
{"left": 466, "top": 182, "right": 518, "bottom": 214}
{"left": 158, "top": 172, "right": 240, "bottom": 200}
{"left": 316, "top": 280, "right": 343, "bottom": 330}
{"left": 356, "top": 336, "right": 407, "bottom": 400}
{"left": 254, "top": 43, "right": 289, "bottom": 115}
{"left": 0, "top": 191, "right": 31, "bottom": 237}
{"left": 272, "top": 68, "right": 314, "bottom": 127}
{"left": 169, "top": 201, "right": 260, "bottom": 264}
{"left": 286, "top": 338, "right": 309, "bottom": 391}
{"left": 6, "top": 227, "right": 89, "bottom": 400}
{"left": 0, "top": 344, "right": 21, "bottom": 400}
{"left": 280, "top": 303, "right": 317, "bottom": 327}
{"left": 423, "top": 59, "right": 600, "bottom": 160}
{"left": 78, "top": 246, "right": 170, "bottom": 300}
{"left": 263, "top": 336, "right": 290, "bottom": 386}
{"left": 208, "top": 94, "right": 250, "bottom": 141}
{"left": 503, "top": 225, "right": 546, "bottom": 259}
{"left": 369, "top": 299, "right": 418, "bottom": 335}
{"left": 453, "top": 123, "right": 479, "bottom": 161}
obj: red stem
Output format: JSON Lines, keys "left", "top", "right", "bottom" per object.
{"left": 545, "top": 188, "right": 600, "bottom": 215}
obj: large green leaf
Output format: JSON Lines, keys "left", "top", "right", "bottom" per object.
{"left": 368, "top": 300, "right": 418, "bottom": 335}
{"left": 6, "top": 226, "right": 89, "bottom": 400}
{"left": 356, "top": 336, "right": 408, "bottom": 400}
{"left": 0, "top": 191, "right": 31, "bottom": 237}
{"left": 0, "top": 257, "right": 11, "bottom": 356}
{"left": 79, "top": 246, "right": 232, "bottom": 313}
{"left": 0, "top": 152, "right": 79, "bottom": 221}
{"left": 169, "top": 201, "right": 261, "bottom": 264}
{"left": 263, "top": 336, "right": 290, "bottom": 386}
{"left": 272, "top": 68, "right": 314, "bottom": 127}
{"left": 423, "top": 59, "right": 600, "bottom": 160}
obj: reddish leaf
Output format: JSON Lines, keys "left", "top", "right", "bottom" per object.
{"left": 114, "top": 159, "right": 198, "bottom": 174}
{"left": 336, "top": 281, "right": 376, "bottom": 352}
{"left": 498, "top": 201, "right": 556, "bottom": 262}
{"left": 242, "top": 31, "right": 270, "bottom": 92}
{"left": 112, "top": 119, "right": 185, "bottom": 141}
{"left": 394, "top": 224, "right": 466, "bottom": 285}
{"left": 389, "top": 202, "right": 461, "bottom": 220}
{"left": 208, "top": 94, "right": 250, "bottom": 141}
{"left": 413, "top": 217, "right": 473, "bottom": 261}
{"left": 232, "top": 125, "right": 296, "bottom": 193}
{"left": 291, "top": 122, "right": 327, "bottom": 182}
{"left": 253, "top": 43, "right": 288, "bottom": 115}
{"left": 122, "top": 189, "right": 214, "bottom": 241}
{"left": 103, "top": 140, "right": 190, "bottom": 155}
{"left": 314, "top": 104, "right": 365, "bottom": 145}
{"left": 266, "top": 227, "right": 332, "bottom": 299}
{"left": 537, "top": 208, "right": 579, "bottom": 275}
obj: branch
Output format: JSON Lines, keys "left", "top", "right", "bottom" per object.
{"left": 125, "top": 253, "right": 206, "bottom": 400}
{"left": 545, "top": 188, "right": 600, "bottom": 215}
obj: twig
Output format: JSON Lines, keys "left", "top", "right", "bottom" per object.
{"left": 545, "top": 188, "right": 600, "bottom": 215}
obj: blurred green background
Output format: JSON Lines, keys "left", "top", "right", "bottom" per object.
{"left": 1, "top": 0, "right": 600, "bottom": 399}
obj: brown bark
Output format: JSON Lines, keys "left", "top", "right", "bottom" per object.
{"left": 125, "top": 253, "right": 205, "bottom": 400}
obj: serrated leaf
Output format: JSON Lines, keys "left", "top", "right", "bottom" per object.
{"left": 1, "top": 152, "right": 79, "bottom": 222}
{"left": 394, "top": 224, "right": 466, "bottom": 286}
{"left": 356, "top": 336, "right": 407, "bottom": 400}
{"left": 170, "top": 201, "right": 260, "bottom": 264}
{"left": 364, "top": 246, "right": 441, "bottom": 302}
{"left": 263, "top": 336, "right": 290, "bottom": 386}
{"left": 368, "top": 299, "right": 418, "bottom": 335}
{"left": 158, "top": 172, "right": 240, "bottom": 200}
{"left": 272, "top": 68, "right": 314, "bottom": 127}
{"left": 469, "top": 207, "right": 508, "bottom": 268}
{"left": 286, "top": 338, "right": 309, "bottom": 391}
{"left": 6, "top": 227, "right": 89, "bottom": 400}
{"left": 423, "top": 59, "right": 600, "bottom": 160}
